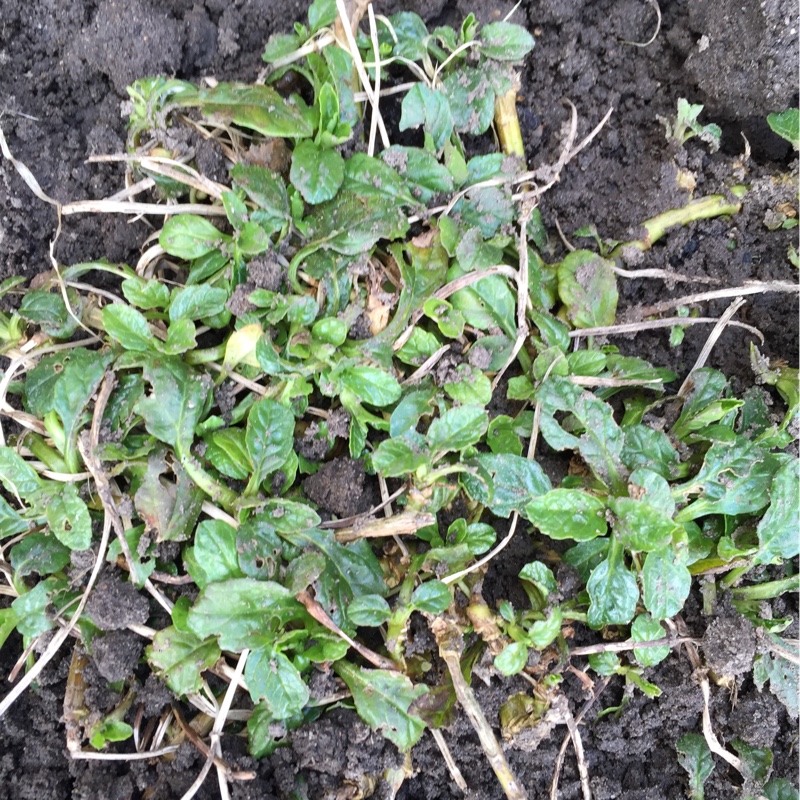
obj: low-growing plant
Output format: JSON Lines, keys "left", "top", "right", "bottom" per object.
{"left": 0, "top": 1, "right": 797, "bottom": 798}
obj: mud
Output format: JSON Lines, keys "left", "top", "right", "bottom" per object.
{"left": 0, "top": 0, "right": 797, "bottom": 798}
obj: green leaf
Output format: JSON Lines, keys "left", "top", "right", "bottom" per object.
{"left": 627, "top": 468, "right": 676, "bottom": 516}
{"left": 479, "top": 21, "right": 535, "bottom": 61}
{"left": 609, "top": 497, "right": 681, "bottom": 552}
{"left": 46, "top": 483, "right": 92, "bottom": 551}
{"left": 557, "top": 250, "right": 618, "bottom": 328}
{"left": 204, "top": 428, "right": 250, "bottom": 480}
{"left": 102, "top": 304, "right": 155, "bottom": 351}
{"left": 237, "top": 519, "right": 283, "bottom": 581}
{"left": 456, "top": 187, "right": 515, "bottom": 238}
{"left": 389, "top": 386, "right": 436, "bottom": 438}
{"left": 494, "top": 642, "right": 528, "bottom": 676}
{"left": 766, "top": 109, "right": 799, "bottom": 150}
{"left": 160, "top": 215, "right": 227, "bottom": 260}
{"left": 0, "top": 608, "right": 19, "bottom": 652}
{"left": 486, "top": 415, "right": 523, "bottom": 456}
{"left": 641, "top": 548, "right": 691, "bottom": 620}
{"left": 246, "top": 647, "right": 310, "bottom": 717}
{"left": 400, "top": 84, "right": 454, "bottom": 151}
{"left": 342, "top": 153, "right": 417, "bottom": 207}
{"left": 231, "top": 163, "right": 291, "bottom": 221}
{"left": 334, "top": 662, "right": 428, "bottom": 751}
{"left": 25, "top": 353, "right": 70, "bottom": 419}
{"left": 138, "top": 357, "right": 213, "bottom": 457}
{"left": 185, "top": 520, "right": 243, "bottom": 588}
{"left": 410, "top": 580, "right": 451, "bottom": 613}
{"left": 89, "top": 719, "right": 133, "bottom": 750}
{"left": 588, "top": 651, "right": 620, "bottom": 676}
{"left": 463, "top": 453, "right": 551, "bottom": 518}
{"left": 395, "top": 328, "right": 441, "bottom": 366}
{"left": 381, "top": 146, "right": 453, "bottom": 204}
{"left": 675, "top": 436, "right": 779, "bottom": 521}
{"left": 443, "top": 365, "right": 491, "bottom": 405}
{"left": 526, "top": 489, "right": 607, "bottom": 541}
{"left": 442, "top": 67, "right": 495, "bottom": 135}
{"left": 146, "top": 626, "right": 221, "bottom": 696}
{"left": 671, "top": 368, "right": 730, "bottom": 440}
{"left": 121, "top": 276, "right": 171, "bottom": 310}
{"left": 586, "top": 541, "right": 639, "bottom": 627}
{"left": 519, "top": 561, "right": 558, "bottom": 607}
{"left": 339, "top": 366, "right": 401, "bottom": 407}
{"left": 279, "top": 529, "right": 386, "bottom": 630}
{"left": 763, "top": 778, "right": 800, "bottom": 800}
{"left": 536, "top": 376, "right": 626, "bottom": 491}
{"left": 12, "top": 576, "right": 62, "bottom": 637}
{"left": 731, "top": 739, "right": 773, "bottom": 788}
{"left": 388, "top": 12, "right": 429, "bottom": 60}
{"left": 371, "top": 437, "right": 429, "bottom": 478}
{"left": 306, "top": 188, "right": 409, "bottom": 256}
{"left": 262, "top": 32, "right": 302, "bottom": 63}
{"left": 426, "top": 405, "right": 488, "bottom": 453}
{"left": 169, "top": 285, "right": 228, "bottom": 322}
{"left": 308, "top": 0, "right": 336, "bottom": 32}
{"left": 754, "top": 458, "right": 800, "bottom": 564}
{"left": 631, "top": 614, "right": 670, "bottom": 667}
{"left": 753, "top": 651, "right": 798, "bottom": 719}
{"left": 0, "top": 446, "right": 42, "bottom": 499}
{"left": 255, "top": 500, "right": 321, "bottom": 533}
{"left": 10, "top": 531, "right": 71, "bottom": 577}
{"left": 677, "top": 734, "right": 715, "bottom": 800}
{"left": 134, "top": 451, "right": 204, "bottom": 543}
{"left": 529, "top": 607, "right": 563, "bottom": 649}
{"left": 245, "top": 398, "right": 295, "bottom": 490}
{"left": 18, "top": 289, "right": 80, "bottom": 339}
{"left": 347, "top": 594, "right": 392, "bottom": 627}
{"left": 50, "top": 347, "right": 113, "bottom": 464}
{"left": 312, "top": 317, "right": 348, "bottom": 346}
{"left": 621, "top": 424, "right": 680, "bottom": 480}
{"left": 162, "top": 319, "right": 197, "bottom": 354}
{"left": 183, "top": 83, "right": 313, "bottom": 138}
{"left": 0, "top": 495, "right": 28, "bottom": 540}
{"left": 187, "top": 578, "right": 307, "bottom": 651}
{"left": 290, "top": 139, "right": 344, "bottom": 204}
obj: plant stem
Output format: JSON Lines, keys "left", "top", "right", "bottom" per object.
{"left": 730, "top": 573, "right": 800, "bottom": 601}
{"left": 430, "top": 616, "right": 529, "bottom": 800}
{"left": 184, "top": 344, "right": 226, "bottom": 365}
{"left": 494, "top": 87, "right": 525, "bottom": 159}
{"left": 609, "top": 193, "right": 744, "bottom": 258}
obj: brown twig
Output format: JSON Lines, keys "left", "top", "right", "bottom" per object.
{"left": 333, "top": 510, "right": 435, "bottom": 543}
{"left": 569, "top": 635, "right": 698, "bottom": 657}
{"left": 431, "top": 617, "right": 528, "bottom": 800}
{"left": 550, "top": 677, "right": 612, "bottom": 800}
{"left": 297, "top": 589, "right": 399, "bottom": 671}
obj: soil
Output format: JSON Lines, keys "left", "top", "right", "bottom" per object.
{"left": 0, "top": 1, "right": 798, "bottom": 799}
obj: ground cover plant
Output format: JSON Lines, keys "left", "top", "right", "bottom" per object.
{"left": 0, "top": 1, "right": 798, "bottom": 798}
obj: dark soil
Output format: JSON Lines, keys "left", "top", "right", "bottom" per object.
{"left": 1, "top": 0, "right": 797, "bottom": 799}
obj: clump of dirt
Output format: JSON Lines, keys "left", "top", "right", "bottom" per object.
{"left": 303, "top": 456, "right": 375, "bottom": 517}
{"left": 702, "top": 613, "right": 759, "bottom": 676}
{"left": 84, "top": 570, "right": 151, "bottom": 631}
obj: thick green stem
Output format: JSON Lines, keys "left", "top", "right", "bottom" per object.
{"left": 610, "top": 193, "right": 744, "bottom": 258}
{"left": 26, "top": 434, "right": 70, "bottom": 474}
{"left": 494, "top": 87, "right": 525, "bottom": 159}
{"left": 731, "top": 574, "right": 800, "bottom": 601}
{"left": 180, "top": 453, "right": 238, "bottom": 510}
{"left": 184, "top": 343, "right": 226, "bottom": 365}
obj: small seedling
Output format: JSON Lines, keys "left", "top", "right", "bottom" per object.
{"left": 659, "top": 98, "right": 722, "bottom": 151}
